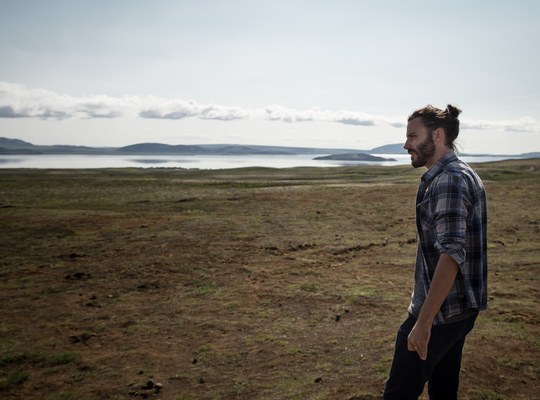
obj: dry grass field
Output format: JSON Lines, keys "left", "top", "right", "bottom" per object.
{"left": 0, "top": 159, "right": 538, "bottom": 399}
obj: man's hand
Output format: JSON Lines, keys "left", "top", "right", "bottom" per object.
{"left": 408, "top": 253, "right": 459, "bottom": 361}
{"left": 407, "top": 321, "right": 431, "bottom": 360}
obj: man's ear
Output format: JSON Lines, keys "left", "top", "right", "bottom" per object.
{"left": 433, "top": 127, "right": 445, "bottom": 144}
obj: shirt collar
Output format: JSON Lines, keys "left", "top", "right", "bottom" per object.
{"left": 421, "top": 152, "right": 458, "bottom": 183}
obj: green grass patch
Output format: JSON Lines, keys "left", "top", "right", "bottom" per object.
{"left": 467, "top": 388, "right": 505, "bottom": 400}
{"left": 298, "top": 282, "right": 319, "bottom": 293}
{"left": 0, "top": 370, "right": 29, "bottom": 391}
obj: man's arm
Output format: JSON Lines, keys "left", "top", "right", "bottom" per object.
{"left": 407, "top": 252, "right": 459, "bottom": 360}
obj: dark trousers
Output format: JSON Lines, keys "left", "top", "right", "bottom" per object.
{"left": 383, "top": 313, "right": 477, "bottom": 400}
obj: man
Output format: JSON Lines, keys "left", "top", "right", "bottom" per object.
{"left": 383, "top": 104, "right": 488, "bottom": 399}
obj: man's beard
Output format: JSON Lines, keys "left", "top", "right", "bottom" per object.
{"left": 410, "top": 132, "right": 436, "bottom": 168}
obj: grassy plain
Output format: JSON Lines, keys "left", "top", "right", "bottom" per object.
{"left": 0, "top": 159, "right": 538, "bottom": 399}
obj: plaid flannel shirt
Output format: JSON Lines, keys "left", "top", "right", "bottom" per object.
{"left": 408, "top": 152, "right": 488, "bottom": 325}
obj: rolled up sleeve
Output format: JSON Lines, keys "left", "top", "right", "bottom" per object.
{"left": 432, "top": 174, "right": 470, "bottom": 270}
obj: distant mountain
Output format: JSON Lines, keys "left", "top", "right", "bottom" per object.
{"left": 118, "top": 143, "right": 294, "bottom": 155}
{"left": 194, "top": 144, "right": 370, "bottom": 155}
{"left": 314, "top": 153, "right": 396, "bottom": 162}
{"left": 0, "top": 137, "right": 538, "bottom": 158}
{"left": 0, "top": 137, "right": 368, "bottom": 155}
{"left": 118, "top": 143, "right": 205, "bottom": 154}
{"left": 0, "top": 146, "right": 41, "bottom": 154}
{"left": 521, "top": 152, "right": 540, "bottom": 158}
{"left": 370, "top": 143, "right": 407, "bottom": 154}
{"left": 0, "top": 137, "right": 114, "bottom": 154}
{"left": 199, "top": 144, "right": 292, "bottom": 155}
{"left": 0, "top": 137, "right": 37, "bottom": 149}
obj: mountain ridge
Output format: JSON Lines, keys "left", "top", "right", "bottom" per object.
{"left": 0, "top": 137, "right": 538, "bottom": 158}
{"left": 0, "top": 137, "right": 395, "bottom": 155}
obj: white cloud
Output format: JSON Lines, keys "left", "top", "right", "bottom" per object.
{"left": 262, "top": 105, "right": 324, "bottom": 123}
{"left": 461, "top": 117, "right": 540, "bottom": 133}
{"left": 333, "top": 110, "right": 376, "bottom": 126}
{"left": 1, "top": 82, "right": 539, "bottom": 134}
{"left": 0, "top": 82, "right": 126, "bottom": 119}
{"left": 199, "top": 105, "right": 249, "bottom": 121}
{"left": 261, "top": 105, "right": 397, "bottom": 127}
{"left": 138, "top": 98, "right": 200, "bottom": 120}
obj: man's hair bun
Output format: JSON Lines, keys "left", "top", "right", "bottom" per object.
{"left": 446, "top": 104, "right": 462, "bottom": 119}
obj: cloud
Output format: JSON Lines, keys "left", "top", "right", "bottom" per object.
{"left": 461, "top": 117, "right": 540, "bottom": 133}
{"left": 0, "top": 105, "right": 24, "bottom": 118}
{"left": 0, "top": 82, "right": 247, "bottom": 122}
{"left": 262, "top": 105, "right": 384, "bottom": 126}
{"left": 1, "top": 82, "right": 539, "bottom": 133}
{"left": 0, "top": 82, "right": 125, "bottom": 119}
{"left": 263, "top": 105, "right": 322, "bottom": 123}
{"left": 199, "top": 105, "right": 249, "bottom": 121}
{"left": 139, "top": 99, "right": 199, "bottom": 120}
{"left": 138, "top": 100, "right": 249, "bottom": 121}
{"left": 333, "top": 111, "right": 376, "bottom": 126}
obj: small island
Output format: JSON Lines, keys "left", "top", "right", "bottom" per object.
{"left": 314, "top": 153, "right": 396, "bottom": 162}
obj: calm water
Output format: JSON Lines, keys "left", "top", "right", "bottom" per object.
{"left": 0, "top": 153, "right": 527, "bottom": 170}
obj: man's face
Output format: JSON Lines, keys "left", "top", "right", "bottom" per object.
{"left": 404, "top": 118, "right": 436, "bottom": 168}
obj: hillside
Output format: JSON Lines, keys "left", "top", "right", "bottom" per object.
{"left": 1, "top": 137, "right": 538, "bottom": 158}
{"left": 0, "top": 137, "right": 369, "bottom": 155}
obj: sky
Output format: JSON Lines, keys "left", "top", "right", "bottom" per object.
{"left": 1, "top": 0, "right": 539, "bottom": 154}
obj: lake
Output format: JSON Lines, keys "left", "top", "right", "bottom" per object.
{"left": 0, "top": 153, "right": 528, "bottom": 169}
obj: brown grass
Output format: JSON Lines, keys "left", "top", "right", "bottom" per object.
{"left": 0, "top": 159, "right": 538, "bottom": 399}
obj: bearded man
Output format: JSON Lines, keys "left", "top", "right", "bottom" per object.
{"left": 383, "top": 105, "right": 488, "bottom": 399}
